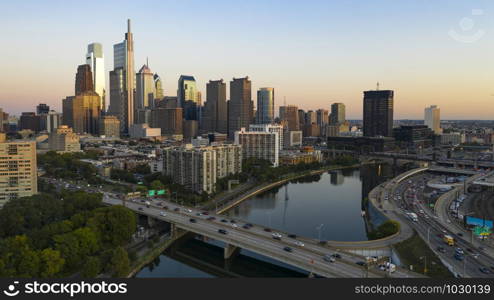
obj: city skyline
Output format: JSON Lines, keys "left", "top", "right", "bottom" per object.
{"left": 1, "top": 1, "right": 494, "bottom": 119}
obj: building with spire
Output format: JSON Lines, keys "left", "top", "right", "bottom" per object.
{"left": 109, "top": 19, "right": 135, "bottom": 134}
{"left": 136, "top": 62, "right": 155, "bottom": 109}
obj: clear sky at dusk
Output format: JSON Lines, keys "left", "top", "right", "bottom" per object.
{"left": 0, "top": 0, "right": 493, "bottom": 119}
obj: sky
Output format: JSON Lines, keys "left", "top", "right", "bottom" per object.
{"left": 0, "top": 0, "right": 493, "bottom": 119}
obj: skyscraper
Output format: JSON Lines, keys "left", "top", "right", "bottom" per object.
{"left": 154, "top": 73, "right": 164, "bottom": 100}
{"left": 305, "top": 110, "right": 317, "bottom": 125}
{"left": 75, "top": 64, "right": 94, "bottom": 95}
{"left": 424, "top": 105, "right": 441, "bottom": 134}
{"left": 136, "top": 63, "right": 155, "bottom": 109}
{"left": 109, "top": 19, "right": 135, "bottom": 134}
{"left": 177, "top": 75, "right": 198, "bottom": 108}
{"left": 203, "top": 79, "right": 227, "bottom": 134}
{"left": 62, "top": 93, "right": 101, "bottom": 135}
{"left": 316, "top": 109, "right": 329, "bottom": 127}
{"left": 330, "top": 103, "right": 346, "bottom": 125}
{"left": 279, "top": 105, "right": 300, "bottom": 131}
{"left": 363, "top": 89, "right": 394, "bottom": 137}
{"left": 228, "top": 77, "right": 253, "bottom": 138}
{"left": 256, "top": 87, "right": 275, "bottom": 124}
{"left": 86, "top": 43, "right": 105, "bottom": 112}
{"left": 36, "top": 103, "right": 50, "bottom": 115}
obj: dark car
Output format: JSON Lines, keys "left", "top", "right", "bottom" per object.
{"left": 283, "top": 247, "right": 293, "bottom": 252}
{"left": 457, "top": 232, "right": 464, "bottom": 237}
{"left": 207, "top": 216, "right": 216, "bottom": 221}
{"left": 242, "top": 224, "right": 251, "bottom": 229}
{"left": 163, "top": 206, "right": 169, "bottom": 210}
{"left": 264, "top": 228, "right": 272, "bottom": 232}
{"left": 467, "top": 248, "right": 473, "bottom": 253}
{"left": 174, "top": 208, "right": 179, "bottom": 212}
{"left": 319, "top": 240, "right": 327, "bottom": 246}
{"left": 189, "top": 218, "right": 197, "bottom": 223}
{"left": 288, "top": 234, "right": 297, "bottom": 238}
{"left": 331, "top": 253, "right": 342, "bottom": 259}
{"left": 479, "top": 267, "right": 491, "bottom": 274}
{"left": 230, "top": 220, "right": 236, "bottom": 223}
{"left": 218, "top": 229, "right": 227, "bottom": 235}
{"left": 138, "top": 207, "right": 143, "bottom": 211}
{"left": 356, "top": 261, "right": 366, "bottom": 267}
{"left": 245, "top": 223, "right": 253, "bottom": 227}
{"left": 221, "top": 219, "right": 228, "bottom": 223}
{"left": 437, "top": 246, "right": 446, "bottom": 253}
{"left": 202, "top": 212, "right": 209, "bottom": 215}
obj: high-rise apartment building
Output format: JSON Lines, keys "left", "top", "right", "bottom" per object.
{"left": 109, "top": 19, "right": 135, "bottom": 134}
{"left": 249, "top": 123, "right": 284, "bottom": 151}
{"left": 99, "top": 115, "right": 121, "bottom": 138}
{"left": 424, "top": 105, "right": 441, "bottom": 135}
{"left": 234, "top": 128, "right": 279, "bottom": 167}
{"left": 86, "top": 43, "right": 105, "bottom": 111}
{"left": 316, "top": 109, "right": 329, "bottom": 127}
{"left": 0, "top": 136, "right": 37, "bottom": 206}
{"left": 151, "top": 107, "right": 183, "bottom": 137}
{"left": 19, "top": 112, "right": 40, "bottom": 132}
{"left": 256, "top": 87, "right": 275, "bottom": 124}
{"left": 228, "top": 77, "right": 253, "bottom": 138}
{"left": 203, "top": 79, "right": 227, "bottom": 134}
{"left": 75, "top": 64, "right": 94, "bottom": 95}
{"left": 363, "top": 90, "right": 394, "bottom": 137}
{"left": 279, "top": 105, "right": 300, "bottom": 131}
{"left": 136, "top": 64, "right": 155, "bottom": 109}
{"left": 330, "top": 103, "right": 345, "bottom": 125}
{"left": 39, "top": 110, "right": 62, "bottom": 133}
{"left": 48, "top": 125, "right": 81, "bottom": 153}
{"left": 305, "top": 110, "right": 317, "bottom": 125}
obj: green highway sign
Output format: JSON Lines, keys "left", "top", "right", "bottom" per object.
{"left": 474, "top": 226, "right": 492, "bottom": 236}
{"left": 157, "top": 189, "right": 166, "bottom": 195}
{"left": 148, "top": 190, "right": 156, "bottom": 196}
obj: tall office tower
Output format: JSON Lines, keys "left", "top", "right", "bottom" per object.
{"left": 256, "top": 87, "right": 275, "bottom": 124}
{"left": 136, "top": 64, "right": 155, "bottom": 109}
{"left": 151, "top": 107, "right": 183, "bottom": 136}
{"left": 19, "top": 112, "right": 40, "bottom": 132}
{"left": 36, "top": 103, "right": 50, "bottom": 115}
{"left": 203, "top": 79, "right": 227, "bottom": 134}
{"left": 39, "top": 110, "right": 62, "bottom": 133}
{"left": 363, "top": 89, "right": 394, "bottom": 137}
{"left": 0, "top": 108, "right": 3, "bottom": 132}
{"left": 227, "top": 77, "right": 253, "bottom": 138}
{"left": 75, "top": 64, "right": 94, "bottom": 95}
{"left": 316, "top": 109, "right": 329, "bottom": 126}
{"left": 330, "top": 103, "right": 346, "bottom": 125}
{"left": 305, "top": 110, "right": 317, "bottom": 125}
{"left": 86, "top": 43, "right": 106, "bottom": 112}
{"left": 279, "top": 105, "right": 300, "bottom": 131}
{"left": 109, "top": 19, "right": 135, "bottom": 134}
{"left": 177, "top": 75, "right": 198, "bottom": 108}
{"left": 424, "top": 105, "right": 441, "bottom": 134}
{"left": 234, "top": 128, "right": 279, "bottom": 167}
{"left": 297, "top": 109, "right": 305, "bottom": 128}
{"left": 62, "top": 93, "right": 101, "bottom": 135}
{"left": 0, "top": 137, "right": 37, "bottom": 206}
{"left": 154, "top": 73, "right": 164, "bottom": 100}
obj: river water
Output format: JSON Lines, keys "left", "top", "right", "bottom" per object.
{"left": 137, "top": 164, "right": 395, "bottom": 278}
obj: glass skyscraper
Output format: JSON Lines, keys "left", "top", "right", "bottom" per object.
{"left": 86, "top": 43, "right": 105, "bottom": 112}
{"left": 256, "top": 87, "right": 274, "bottom": 124}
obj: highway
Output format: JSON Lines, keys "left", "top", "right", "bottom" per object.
{"left": 387, "top": 172, "right": 494, "bottom": 278}
{"left": 103, "top": 194, "right": 419, "bottom": 278}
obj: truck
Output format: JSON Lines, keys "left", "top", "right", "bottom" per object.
{"left": 145, "top": 201, "right": 151, "bottom": 208}
{"left": 443, "top": 235, "right": 455, "bottom": 246}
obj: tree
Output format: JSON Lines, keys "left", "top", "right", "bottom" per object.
{"left": 109, "top": 247, "right": 130, "bottom": 277}
{"left": 39, "top": 248, "right": 65, "bottom": 278}
{"left": 88, "top": 206, "right": 136, "bottom": 247}
{"left": 82, "top": 256, "right": 101, "bottom": 278}
{"left": 150, "top": 180, "right": 164, "bottom": 191}
{"left": 54, "top": 227, "right": 100, "bottom": 271}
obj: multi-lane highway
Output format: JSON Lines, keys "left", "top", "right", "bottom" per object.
{"left": 103, "top": 194, "right": 420, "bottom": 278}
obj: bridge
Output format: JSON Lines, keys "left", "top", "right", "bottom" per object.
{"left": 103, "top": 195, "right": 419, "bottom": 278}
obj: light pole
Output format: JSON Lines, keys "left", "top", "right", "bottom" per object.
{"left": 316, "top": 224, "right": 324, "bottom": 241}
{"left": 427, "top": 227, "right": 431, "bottom": 245}
{"left": 420, "top": 256, "right": 427, "bottom": 275}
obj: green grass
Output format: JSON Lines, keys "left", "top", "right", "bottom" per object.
{"left": 394, "top": 232, "right": 454, "bottom": 278}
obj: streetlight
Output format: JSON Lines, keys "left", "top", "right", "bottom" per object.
{"left": 419, "top": 256, "right": 427, "bottom": 275}
{"left": 316, "top": 224, "right": 324, "bottom": 241}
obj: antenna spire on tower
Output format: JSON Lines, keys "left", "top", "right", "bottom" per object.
{"left": 146, "top": 57, "right": 149, "bottom": 67}
{"left": 127, "top": 19, "right": 131, "bottom": 33}
{"left": 376, "top": 82, "right": 380, "bottom": 91}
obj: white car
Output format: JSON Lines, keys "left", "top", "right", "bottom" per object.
{"left": 295, "top": 241, "right": 305, "bottom": 247}
{"left": 186, "top": 209, "right": 192, "bottom": 213}
{"left": 159, "top": 212, "right": 167, "bottom": 217}
{"left": 232, "top": 224, "right": 238, "bottom": 228}
{"left": 272, "top": 232, "right": 282, "bottom": 239}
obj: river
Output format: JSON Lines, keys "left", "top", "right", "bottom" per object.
{"left": 137, "top": 163, "right": 396, "bottom": 278}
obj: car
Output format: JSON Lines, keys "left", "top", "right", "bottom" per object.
{"left": 159, "top": 212, "right": 166, "bottom": 217}
{"left": 232, "top": 224, "right": 238, "bottom": 228}
{"left": 437, "top": 246, "right": 446, "bottom": 254}
{"left": 457, "top": 232, "right": 464, "bottom": 237}
{"left": 186, "top": 209, "right": 193, "bottom": 213}
{"left": 245, "top": 223, "right": 253, "bottom": 227}
{"left": 218, "top": 229, "right": 228, "bottom": 235}
{"left": 163, "top": 206, "right": 169, "bottom": 210}
{"left": 242, "top": 224, "right": 251, "bottom": 229}
{"left": 202, "top": 212, "right": 209, "bottom": 215}
{"left": 230, "top": 220, "right": 236, "bottom": 223}
{"left": 221, "top": 219, "right": 228, "bottom": 223}
{"left": 466, "top": 248, "right": 473, "bottom": 253}
{"left": 272, "top": 232, "right": 282, "bottom": 238}
{"left": 454, "top": 253, "right": 464, "bottom": 261}
{"left": 207, "top": 216, "right": 216, "bottom": 221}
{"left": 323, "top": 255, "right": 335, "bottom": 263}
{"left": 455, "top": 248, "right": 464, "bottom": 255}
{"left": 479, "top": 267, "right": 491, "bottom": 274}
{"left": 174, "top": 208, "right": 179, "bottom": 212}
{"left": 283, "top": 247, "right": 293, "bottom": 252}
{"left": 288, "top": 234, "right": 297, "bottom": 238}
{"left": 264, "top": 228, "right": 272, "bottom": 232}
{"left": 138, "top": 207, "right": 143, "bottom": 211}
{"left": 189, "top": 218, "right": 197, "bottom": 223}
{"left": 319, "top": 240, "right": 327, "bottom": 245}
{"left": 331, "top": 253, "right": 342, "bottom": 259}
{"left": 196, "top": 213, "right": 202, "bottom": 216}
{"left": 356, "top": 261, "right": 367, "bottom": 267}
{"left": 295, "top": 241, "right": 305, "bottom": 247}
{"left": 273, "top": 235, "right": 281, "bottom": 240}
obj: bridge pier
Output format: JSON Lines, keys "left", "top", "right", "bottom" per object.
{"left": 224, "top": 243, "right": 240, "bottom": 259}
{"left": 147, "top": 215, "right": 155, "bottom": 227}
